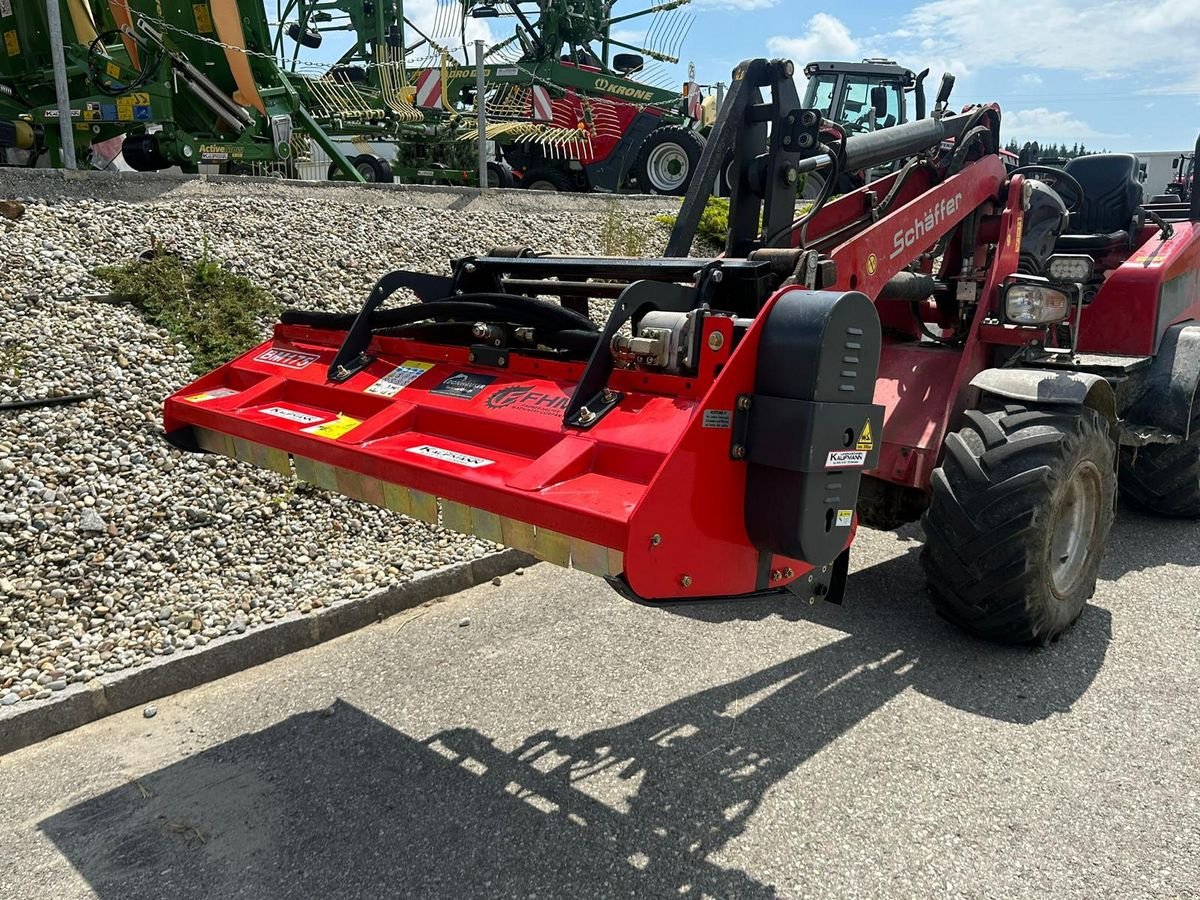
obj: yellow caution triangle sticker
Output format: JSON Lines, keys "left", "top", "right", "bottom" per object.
{"left": 856, "top": 419, "right": 874, "bottom": 451}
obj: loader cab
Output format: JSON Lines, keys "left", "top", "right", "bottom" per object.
{"left": 802, "top": 59, "right": 925, "bottom": 132}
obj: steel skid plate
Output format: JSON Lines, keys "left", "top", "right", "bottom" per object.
{"left": 164, "top": 287, "right": 873, "bottom": 601}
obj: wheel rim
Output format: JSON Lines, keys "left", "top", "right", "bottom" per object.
{"left": 527, "top": 179, "right": 558, "bottom": 191}
{"left": 1048, "top": 461, "right": 1103, "bottom": 597}
{"left": 356, "top": 162, "right": 377, "bottom": 182}
{"left": 646, "top": 143, "right": 689, "bottom": 192}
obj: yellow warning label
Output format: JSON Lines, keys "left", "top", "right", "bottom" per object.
{"left": 303, "top": 414, "right": 363, "bottom": 440}
{"left": 1130, "top": 244, "right": 1168, "bottom": 268}
{"left": 3, "top": 30, "right": 19, "bottom": 56}
{"left": 116, "top": 91, "right": 149, "bottom": 120}
{"left": 184, "top": 387, "right": 239, "bottom": 403}
{"left": 866, "top": 253, "right": 878, "bottom": 276}
{"left": 856, "top": 419, "right": 874, "bottom": 452}
{"left": 193, "top": 3, "right": 214, "bottom": 33}
{"left": 106, "top": 61, "right": 122, "bottom": 80}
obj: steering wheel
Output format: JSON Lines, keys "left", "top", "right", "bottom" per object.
{"left": 1007, "top": 165, "right": 1084, "bottom": 212}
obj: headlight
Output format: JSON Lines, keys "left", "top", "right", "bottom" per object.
{"left": 1046, "top": 254, "right": 1094, "bottom": 283}
{"left": 1003, "top": 278, "right": 1072, "bottom": 325}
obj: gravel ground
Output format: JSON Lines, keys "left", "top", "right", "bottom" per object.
{"left": 0, "top": 173, "right": 678, "bottom": 707}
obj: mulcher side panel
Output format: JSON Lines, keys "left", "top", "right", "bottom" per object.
{"left": 744, "top": 291, "right": 884, "bottom": 564}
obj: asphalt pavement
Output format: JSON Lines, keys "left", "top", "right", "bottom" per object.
{"left": 0, "top": 509, "right": 1197, "bottom": 899}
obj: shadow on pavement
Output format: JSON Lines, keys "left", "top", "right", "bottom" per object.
{"left": 39, "top": 548, "right": 1112, "bottom": 899}
{"left": 1101, "top": 502, "right": 1200, "bottom": 580}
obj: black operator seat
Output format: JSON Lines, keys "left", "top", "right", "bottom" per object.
{"left": 1055, "top": 153, "right": 1144, "bottom": 252}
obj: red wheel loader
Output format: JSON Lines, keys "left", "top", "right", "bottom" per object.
{"left": 165, "top": 57, "right": 1200, "bottom": 645}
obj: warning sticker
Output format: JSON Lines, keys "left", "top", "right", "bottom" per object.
{"left": 703, "top": 409, "right": 733, "bottom": 429}
{"left": 1130, "top": 244, "right": 1168, "bottom": 268}
{"left": 836, "top": 509, "right": 854, "bottom": 528}
{"left": 261, "top": 406, "right": 324, "bottom": 425}
{"left": 0, "top": 1, "right": 11, "bottom": 18}
{"left": 116, "top": 92, "right": 150, "bottom": 121}
{"left": 431, "top": 372, "right": 497, "bottom": 400}
{"left": 303, "top": 414, "right": 362, "bottom": 440}
{"left": 4, "top": 30, "right": 19, "bottom": 57}
{"left": 106, "top": 62, "right": 122, "bottom": 80}
{"left": 365, "top": 361, "right": 434, "bottom": 398}
{"left": 255, "top": 347, "right": 320, "bottom": 370}
{"left": 407, "top": 445, "right": 494, "bottom": 468}
{"left": 193, "top": 4, "right": 214, "bottom": 33}
{"left": 826, "top": 450, "right": 868, "bottom": 469}
{"left": 856, "top": 420, "right": 874, "bottom": 452}
{"left": 184, "top": 387, "right": 238, "bottom": 403}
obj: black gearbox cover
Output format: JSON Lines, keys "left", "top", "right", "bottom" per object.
{"left": 744, "top": 290, "right": 884, "bottom": 565}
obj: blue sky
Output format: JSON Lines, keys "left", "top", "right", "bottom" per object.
{"left": 310, "top": 1, "right": 1199, "bottom": 153}
{"left": 661, "top": 0, "right": 1199, "bottom": 153}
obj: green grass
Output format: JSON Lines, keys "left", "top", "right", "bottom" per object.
{"left": 95, "top": 246, "right": 279, "bottom": 374}
{"left": 600, "top": 200, "right": 651, "bottom": 257}
{"left": 0, "top": 342, "right": 24, "bottom": 383}
{"left": 656, "top": 196, "right": 732, "bottom": 250}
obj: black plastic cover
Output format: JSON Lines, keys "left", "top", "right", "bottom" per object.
{"left": 744, "top": 290, "right": 884, "bottom": 565}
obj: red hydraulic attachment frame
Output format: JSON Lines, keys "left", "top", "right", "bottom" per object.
{"left": 165, "top": 282, "right": 859, "bottom": 602}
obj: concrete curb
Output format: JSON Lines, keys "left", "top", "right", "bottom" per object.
{"left": 0, "top": 549, "right": 533, "bottom": 757}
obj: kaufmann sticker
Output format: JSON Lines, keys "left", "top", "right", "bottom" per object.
{"left": 407, "top": 445, "right": 494, "bottom": 468}
{"left": 826, "top": 450, "right": 868, "bottom": 468}
{"left": 365, "top": 361, "right": 434, "bottom": 397}
{"left": 260, "top": 406, "right": 324, "bottom": 425}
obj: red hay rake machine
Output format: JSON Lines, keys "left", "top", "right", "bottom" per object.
{"left": 165, "top": 58, "right": 1200, "bottom": 645}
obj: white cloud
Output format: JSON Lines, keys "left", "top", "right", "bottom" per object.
{"left": 608, "top": 28, "right": 647, "bottom": 47}
{"left": 1002, "top": 108, "right": 1121, "bottom": 143}
{"left": 694, "top": 0, "right": 779, "bottom": 9}
{"left": 404, "top": 0, "right": 494, "bottom": 52}
{"left": 767, "top": 13, "right": 860, "bottom": 62}
{"left": 905, "top": 0, "right": 1200, "bottom": 86}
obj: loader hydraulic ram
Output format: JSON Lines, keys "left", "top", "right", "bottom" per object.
{"left": 167, "top": 57, "right": 1200, "bottom": 644}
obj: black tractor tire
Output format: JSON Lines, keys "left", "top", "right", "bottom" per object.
{"left": 486, "top": 161, "right": 516, "bottom": 189}
{"left": 715, "top": 148, "right": 736, "bottom": 197}
{"left": 1119, "top": 413, "right": 1200, "bottom": 517}
{"left": 921, "top": 404, "right": 1116, "bottom": 645}
{"left": 635, "top": 126, "right": 705, "bottom": 196}
{"left": 351, "top": 154, "right": 393, "bottom": 184}
{"left": 521, "top": 166, "right": 575, "bottom": 191}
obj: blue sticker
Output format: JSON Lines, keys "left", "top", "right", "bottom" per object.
{"left": 101, "top": 104, "right": 117, "bottom": 120}
{"left": 133, "top": 105, "right": 151, "bottom": 120}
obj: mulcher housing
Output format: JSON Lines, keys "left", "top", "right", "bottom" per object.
{"left": 166, "top": 56, "right": 1200, "bottom": 643}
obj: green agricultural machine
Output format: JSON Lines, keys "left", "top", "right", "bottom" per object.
{"left": 279, "top": 0, "right": 707, "bottom": 192}
{"left": 1, "top": 0, "right": 705, "bottom": 193}
{"left": 0, "top": 0, "right": 364, "bottom": 177}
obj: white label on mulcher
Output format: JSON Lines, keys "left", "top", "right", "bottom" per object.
{"left": 261, "top": 406, "right": 324, "bottom": 425}
{"left": 407, "top": 445, "right": 495, "bottom": 468}
{"left": 826, "top": 450, "right": 868, "bottom": 468}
